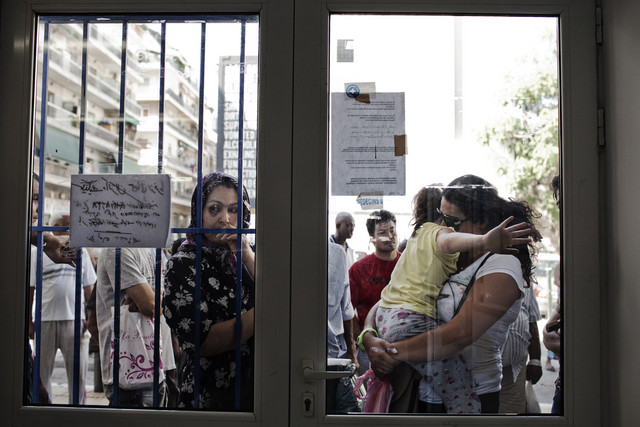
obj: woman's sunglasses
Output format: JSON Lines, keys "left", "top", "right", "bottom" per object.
{"left": 436, "top": 208, "right": 470, "bottom": 231}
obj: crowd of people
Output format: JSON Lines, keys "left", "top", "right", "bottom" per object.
{"left": 330, "top": 173, "right": 562, "bottom": 414}
{"left": 27, "top": 172, "right": 255, "bottom": 410}
{"left": 27, "top": 171, "right": 562, "bottom": 414}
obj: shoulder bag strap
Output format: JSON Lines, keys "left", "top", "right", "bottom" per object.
{"left": 453, "top": 252, "right": 495, "bottom": 317}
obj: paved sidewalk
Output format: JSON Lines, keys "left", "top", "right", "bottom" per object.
{"left": 48, "top": 322, "right": 560, "bottom": 411}
{"left": 532, "top": 317, "right": 560, "bottom": 413}
{"left": 50, "top": 352, "right": 108, "bottom": 406}
{"left": 51, "top": 387, "right": 108, "bottom": 406}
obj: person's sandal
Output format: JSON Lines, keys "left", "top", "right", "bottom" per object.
{"left": 545, "top": 359, "right": 556, "bottom": 372}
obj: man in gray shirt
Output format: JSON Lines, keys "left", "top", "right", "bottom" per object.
{"left": 96, "top": 247, "right": 174, "bottom": 407}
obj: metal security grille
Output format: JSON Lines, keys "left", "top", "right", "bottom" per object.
{"left": 29, "top": 14, "right": 258, "bottom": 409}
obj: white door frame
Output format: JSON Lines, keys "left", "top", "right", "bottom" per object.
{"left": 290, "top": 0, "right": 599, "bottom": 425}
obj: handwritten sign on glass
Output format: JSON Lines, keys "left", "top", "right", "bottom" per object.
{"left": 69, "top": 174, "right": 171, "bottom": 248}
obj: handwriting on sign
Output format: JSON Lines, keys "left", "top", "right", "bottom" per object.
{"left": 70, "top": 174, "right": 171, "bottom": 248}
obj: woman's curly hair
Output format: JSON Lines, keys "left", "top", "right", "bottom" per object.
{"left": 443, "top": 175, "right": 542, "bottom": 286}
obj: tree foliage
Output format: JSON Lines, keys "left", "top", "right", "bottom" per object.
{"left": 479, "top": 31, "right": 560, "bottom": 251}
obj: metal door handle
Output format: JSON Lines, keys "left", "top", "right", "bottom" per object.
{"left": 301, "top": 358, "right": 356, "bottom": 382}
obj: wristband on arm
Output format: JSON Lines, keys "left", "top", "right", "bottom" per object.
{"left": 357, "top": 327, "right": 378, "bottom": 351}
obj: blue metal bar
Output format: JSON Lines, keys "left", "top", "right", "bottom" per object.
{"left": 32, "top": 242, "right": 44, "bottom": 405}
{"left": 171, "top": 227, "right": 256, "bottom": 235}
{"left": 192, "top": 21, "right": 207, "bottom": 409}
{"left": 112, "top": 248, "right": 121, "bottom": 405}
{"left": 31, "top": 226, "right": 68, "bottom": 233}
{"left": 111, "top": 22, "right": 128, "bottom": 406}
{"left": 234, "top": 20, "right": 248, "bottom": 410}
{"left": 158, "top": 22, "right": 166, "bottom": 175}
{"left": 70, "top": 21, "right": 90, "bottom": 406}
{"left": 40, "top": 15, "right": 258, "bottom": 25}
{"left": 78, "top": 22, "right": 88, "bottom": 175}
{"left": 32, "top": 20, "right": 50, "bottom": 404}
{"left": 116, "top": 23, "right": 127, "bottom": 174}
{"left": 151, "top": 22, "right": 167, "bottom": 408}
{"left": 194, "top": 233, "right": 202, "bottom": 408}
{"left": 196, "top": 22, "right": 206, "bottom": 228}
{"left": 72, "top": 248, "right": 82, "bottom": 405}
{"left": 153, "top": 248, "right": 162, "bottom": 407}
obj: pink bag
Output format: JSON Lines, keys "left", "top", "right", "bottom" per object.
{"left": 353, "top": 369, "right": 394, "bottom": 413}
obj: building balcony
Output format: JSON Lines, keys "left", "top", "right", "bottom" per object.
{"left": 166, "top": 88, "right": 198, "bottom": 121}
{"left": 46, "top": 47, "right": 143, "bottom": 119}
{"left": 166, "top": 58, "right": 200, "bottom": 94}
{"left": 35, "top": 101, "right": 140, "bottom": 164}
{"left": 165, "top": 119, "right": 198, "bottom": 143}
{"left": 87, "top": 25, "right": 144, "bottom": 80}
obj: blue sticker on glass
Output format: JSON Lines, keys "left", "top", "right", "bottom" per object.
{"left": 346, "top": 84, "right": 360, "bottom": 98}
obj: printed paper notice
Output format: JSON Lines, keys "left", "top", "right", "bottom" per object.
{"left": 331, "top": 92, "right": 406, "bottom": 196}
{"left": 69, "top": 174, "right": 171, "bottom": 248}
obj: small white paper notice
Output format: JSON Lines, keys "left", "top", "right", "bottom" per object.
{"left": 331, "top": 91, "right": 406, "bottom": 196}
{"left": 69, "top": 174, "right": 171, "bottom": 248}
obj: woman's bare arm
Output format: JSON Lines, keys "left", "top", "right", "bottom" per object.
{"left": 200, "top": 308, "right": 255, "bottom": 357}
{"left": 437, "top": 217, "right": 530, "bottom": 255}
{"left": 543, "top": 309, "right": 561, "bottom": 355}
{"left": 361, "top": 301, "right": 401, "bottom": 376}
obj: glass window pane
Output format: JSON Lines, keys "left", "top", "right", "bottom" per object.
{"left": 328, "top": 14, "right": 560, "bottom": 416}
{"left": 27, "top": 15, "right": 259, "bottom": 411}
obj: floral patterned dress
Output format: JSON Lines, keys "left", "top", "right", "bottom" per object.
{"left": 162, "top": 244, "right": 254, "bottom": 410}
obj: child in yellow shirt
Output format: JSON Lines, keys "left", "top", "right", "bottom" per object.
{"left": 376, "top": 186, "right": 529, "bottom": 413}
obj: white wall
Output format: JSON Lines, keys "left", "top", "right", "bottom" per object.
{"left": 603, "top": 0, "right": 640, "bottom": 425}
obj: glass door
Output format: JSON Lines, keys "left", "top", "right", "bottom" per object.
{"left": 290, "top": 0, "right": 600, "bottom": 426}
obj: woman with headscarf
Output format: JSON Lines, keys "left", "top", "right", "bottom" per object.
{"left": 163, "top": 172, "right": 255, "bottom": 410}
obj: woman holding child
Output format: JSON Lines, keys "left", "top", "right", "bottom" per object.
{"left": 362, "top": 174, "right": 541, "bottom": 413}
